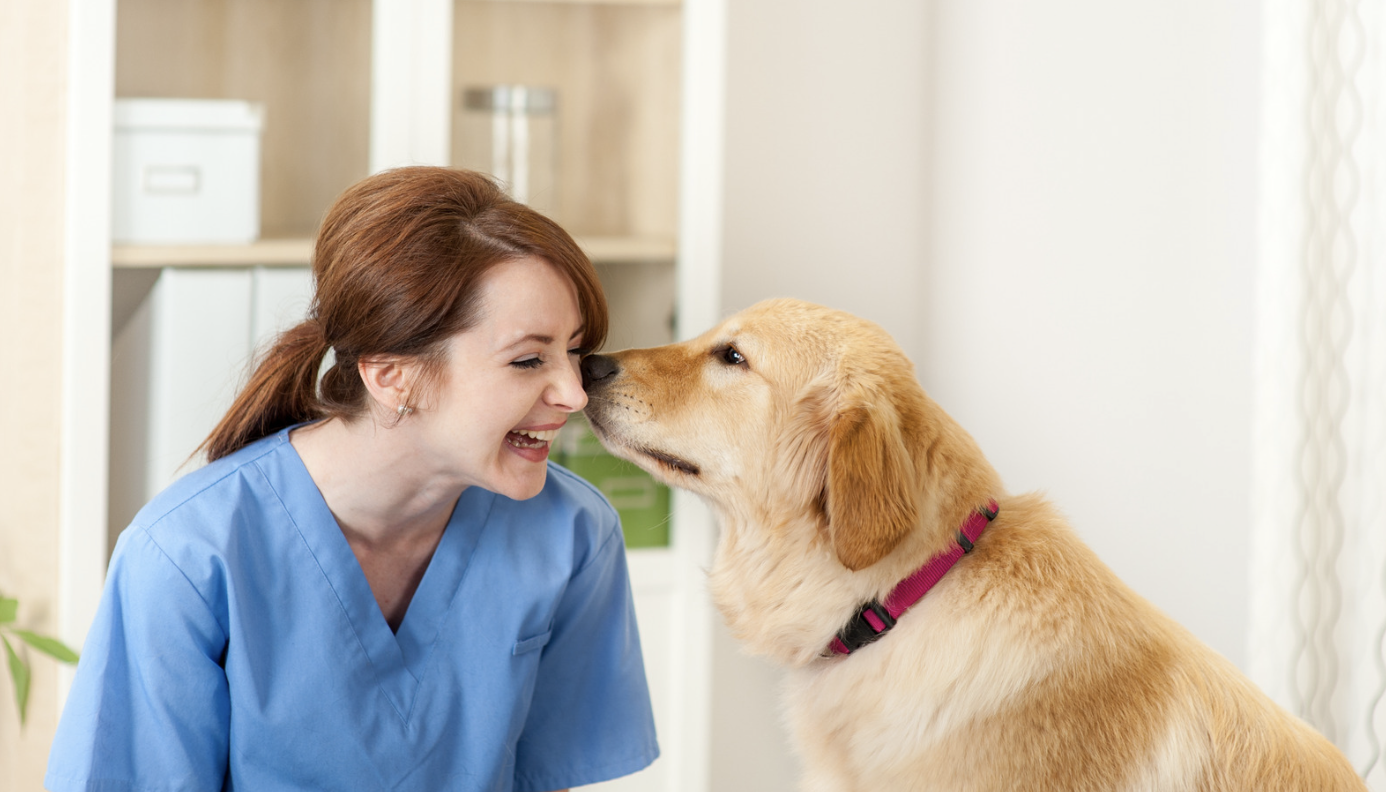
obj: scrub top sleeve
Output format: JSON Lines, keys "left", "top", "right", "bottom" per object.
{"left": 512, "top": 527, "right": 659, "bottom": 792}
{"left": 46, "top": 528, "right": 232, "bottom": 792}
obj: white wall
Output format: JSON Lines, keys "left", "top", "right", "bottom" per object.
{"left": 716, "top": 2, "right": 934, "bottom": 788}
{"left": 922, "top": 0, "right": 1260, "bottom": 668}
{"left": 719, "top": 0, "right": 933, "bottom": 361}
{"left": 713, "top": 1, "right": 1260, "bottom": 788}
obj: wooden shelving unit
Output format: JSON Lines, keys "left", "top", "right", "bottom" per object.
{"left": 112, "top": 235, "right": 676, "bottom": 269}
{"left": 105, "top": 2, "right": 718, "bottom": 789}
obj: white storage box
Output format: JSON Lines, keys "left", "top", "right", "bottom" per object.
{"left": 112, "top": 98, "right": 265, "bottom": 244}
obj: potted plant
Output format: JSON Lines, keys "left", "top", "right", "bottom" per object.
{"left": 0, "top": 592, "right": 80, "bottom": 727}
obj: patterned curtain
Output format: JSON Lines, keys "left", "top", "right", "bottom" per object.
{"left": 1252, "top": 0, "right": 1386, "bottom": 785}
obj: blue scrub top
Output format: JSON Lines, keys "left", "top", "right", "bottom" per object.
{"left": 47, "top": 427, "right": 658, "bottom": 791}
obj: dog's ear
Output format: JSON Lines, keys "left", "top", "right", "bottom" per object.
{"left": 825, "top": 390, "right": 920, "bottom": 571}
{"left": 773, "top": 380, "right": 834, "bottom": 510}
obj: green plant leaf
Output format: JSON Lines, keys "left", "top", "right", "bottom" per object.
{"left": 3, "top": 634, "right": 29, "bottom": 727}
{"left": 13, "top": 630, "right": 79, "bottom": 664}
{"left": 0, "top": 597, "right": 17, "bottom": 625}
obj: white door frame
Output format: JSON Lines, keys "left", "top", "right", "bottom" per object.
{"left": 58, "top": 0, "right": 116, "bottom": 712}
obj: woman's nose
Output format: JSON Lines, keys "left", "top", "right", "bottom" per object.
{"left": 551, "top": 356, "right": 588, "bottom": 412}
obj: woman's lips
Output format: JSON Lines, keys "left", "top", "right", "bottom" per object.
{"left": 504, "top": 426, "right": 560, "bottom": 460}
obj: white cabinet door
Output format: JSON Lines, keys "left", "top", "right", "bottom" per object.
{"left": 250, "top": 266, "right": 316, "bottom": 357}
{"left": 109, "top": 266, "right": 314, "bottom": 536}
{"left": 144, "top": 267, "right": 254, "bottom": 491}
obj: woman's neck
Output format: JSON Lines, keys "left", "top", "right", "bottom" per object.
{"left": 290, "top": 417, "right": 461, "bottom": 630}
{"left": 290, "top": 416, "right": 462, "bottom": 546}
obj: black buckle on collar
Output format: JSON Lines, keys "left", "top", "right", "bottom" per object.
{"left": 835, "top": 600, "right": 896, "bottom": 653}
{"left": 956, "top": 530, "right": 975, "bottom": 553}
{"left": 959, "top": 504, "right": 998, "bottom": 553}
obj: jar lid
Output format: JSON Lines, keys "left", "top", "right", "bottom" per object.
{"left": 462, "top": 86, "right": 557, "bottom": 114}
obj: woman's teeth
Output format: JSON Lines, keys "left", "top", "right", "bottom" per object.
{"left": 507, "top": 428, "right": 557, "bottom": 449}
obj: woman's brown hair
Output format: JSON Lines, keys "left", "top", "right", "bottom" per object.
{"left": 200, "top": 166, "right": 608, "bottom": 461}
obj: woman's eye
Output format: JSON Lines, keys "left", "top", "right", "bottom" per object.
{"left": 511, "top": 357, "right": 544, "bottom": 370}
{"left": 719, "top": 346, "right": 746, "bottom": 366}
{"left": 568, "top": 347, "right": 583, "bottom": 357}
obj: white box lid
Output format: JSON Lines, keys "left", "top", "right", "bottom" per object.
{"left": 114, "top": 98, "right": 265, "bottom": 132}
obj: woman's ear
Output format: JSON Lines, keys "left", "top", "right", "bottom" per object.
{"left": 357, "top": 355, "right": 412, "bottom": 415}
{"left": 824, "top": 390, "right": 920, "bottom": 571}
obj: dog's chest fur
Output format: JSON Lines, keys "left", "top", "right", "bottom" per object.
{"left": 710, "top": 495, "right": 1210, "bottom": 791}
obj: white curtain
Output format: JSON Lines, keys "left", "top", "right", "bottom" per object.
{"left": 1252, "top": 0, "right": 1386, "bottom": 785}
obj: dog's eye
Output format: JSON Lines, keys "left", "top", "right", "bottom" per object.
{"left": 717, "top": 345, "right": 746, "bottom": 366}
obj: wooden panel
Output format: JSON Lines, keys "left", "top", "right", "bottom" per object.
{"left": 0, "top": 1, "right": 70, "bottom": 782}
{"left": 452, "top": 0, "right": 681, "bottom": 239}
{"left": 115, "top": 0, "right": 372, "bottom": 238}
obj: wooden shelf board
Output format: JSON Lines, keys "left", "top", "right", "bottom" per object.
{"left": 112, "top": 235, "right": 675, "bottom": 269}
{"left": 462, "top": 0, "right": 679, "bottom": 6}
{"left": 580, "top": 236, "right": 677, "bottom": 263}
{"left": 112, "top": 238, "right": 315, "bottom": 268}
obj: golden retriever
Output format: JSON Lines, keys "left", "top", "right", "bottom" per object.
{"left": 580, "top": 298, "right": 1365, "bottom": 792}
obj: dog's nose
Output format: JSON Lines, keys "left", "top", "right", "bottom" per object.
{"left": 581, "top": 354, "right": 621, "bottom": 390}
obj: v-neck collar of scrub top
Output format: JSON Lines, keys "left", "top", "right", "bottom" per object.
{"left": 266, "top": 428, "right": 496, "bottom": 723}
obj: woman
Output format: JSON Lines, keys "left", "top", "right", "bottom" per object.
{"left": 47, "top": 168, "right": 658, "bottom": 791}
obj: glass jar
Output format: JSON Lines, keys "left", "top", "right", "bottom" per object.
{"left": 457, "top": 85, "right": 558, "bottom": 217}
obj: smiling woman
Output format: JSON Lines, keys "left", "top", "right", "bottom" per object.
{"left": 46, "top": 167, "right": 658, "bottom": 792}
{"left": 202, "top": 166, "right": 607, "bottom": 461}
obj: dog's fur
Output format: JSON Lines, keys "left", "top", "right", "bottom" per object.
{"left": 582, "top": 298, "right": 1365, "bottom": 792}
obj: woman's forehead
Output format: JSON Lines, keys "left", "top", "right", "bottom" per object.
{"left": 472, "top": 258, "right": 583, "bottom": 343}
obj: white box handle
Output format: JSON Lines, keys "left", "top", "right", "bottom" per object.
{"left": 143, "top": 165, "right": 200, "bottom": 195}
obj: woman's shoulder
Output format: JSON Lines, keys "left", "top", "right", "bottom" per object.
{"left": 125, "top": 430, "right": 292, "bottom": 545}
{"left": 104, "top": 431, "right": 301, "bottom": 622}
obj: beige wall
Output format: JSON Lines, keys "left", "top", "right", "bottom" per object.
{"left": 0, "top": 2, "right": 69, "bottom": 788}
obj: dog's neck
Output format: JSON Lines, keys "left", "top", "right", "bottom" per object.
{"left": 707, "top": 512, "right": 867, "bottom": 666}
{"left": 827, "top": 500, "right": 998, "bottom": 656}
{"left": 706, "top": 392, "right": 1005, "bottom": 668}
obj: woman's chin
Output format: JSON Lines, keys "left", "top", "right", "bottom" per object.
{"left": 487, "top": 462, "right": 549, "bottom": 501}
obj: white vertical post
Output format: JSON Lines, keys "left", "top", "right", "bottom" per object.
{"left": 370, "top": 0, "right": 455, "bottom": 173}
{"left": 676, "top": 0, "right": 727, "bottom": 342}
{"left": 671, "top": 1, "right": 728, "bottom": 790}
{"left": 59, "top": 0, "right": 116, "bottom": 711}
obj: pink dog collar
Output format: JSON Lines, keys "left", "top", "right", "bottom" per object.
{"left": 828, "top": 500, "right": 999, "bottom": 656}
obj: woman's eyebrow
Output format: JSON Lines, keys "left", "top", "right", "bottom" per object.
{"left": 501, "top": 328, "right": 584, "bottom": 351}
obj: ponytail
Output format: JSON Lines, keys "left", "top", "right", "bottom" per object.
{"left": 199, "top": 319, "right": 330, "bottom": 462}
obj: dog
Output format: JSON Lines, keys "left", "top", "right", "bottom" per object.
{"left": 580, "top": 298, "right": 1365, "bottom": 791}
